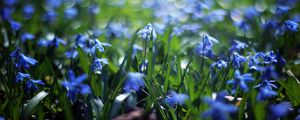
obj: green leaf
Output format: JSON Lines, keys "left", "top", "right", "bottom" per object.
{"left": 21, "top": 91, "right": 48, "bottom": 119}
{"left": 0, "top": 99, "right": 8, "bottom": 113}
{"left": 278, "top": 77, "right": 300, "bottom": 106}
{"left": 78, "top": 48, "right": 90, "bottom": 74}
{"left": 108, "top": 61, "right": 119, "bottom": 74}
{"left": 88, "top": 95, "right": 104, "bottom": 118}
{"left": 170, "top": 36, "right": 181, "bottom": 55}
{"left": 126, "top": 92, "right": 137, "bottom": 107}
{"left": 109, "top": 92, "right": 131, "bottom": 118}
{"left": 253, "top": 102, "right": 266, "bottom": 120}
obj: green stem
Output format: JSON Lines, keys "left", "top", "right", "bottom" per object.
{"left": 177, "top": 58, "right": 193, "bottom": 91}
{"left": 238, "top": 92, "right": 248, "bottom": 120}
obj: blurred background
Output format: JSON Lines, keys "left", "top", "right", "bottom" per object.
{"left": 1, "top": 0, "right": 299, "bottom": 69}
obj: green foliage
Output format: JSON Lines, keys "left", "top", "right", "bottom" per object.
{"left": 0, "top": 0, "right": 300, "bottom": 120}
{"left": 21, "top": 91, "right": 48, "bottom": 119}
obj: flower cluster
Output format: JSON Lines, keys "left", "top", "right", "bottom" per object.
{"left": 16, "top": 72, "right": 45, "bottom": 93}
{"left": 0, "top": 0, "right": 299, "bottom": 119}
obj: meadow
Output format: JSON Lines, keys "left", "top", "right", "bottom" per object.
{"left": 0, "top": 0, "right": 300, "bottom": 120}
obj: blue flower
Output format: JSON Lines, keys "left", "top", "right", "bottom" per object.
{"left": 64, "top": 7, "right": 78, "bottom": 19}
{"left": 284, "top": 20, "right": 298, "bottom": 32}
{"left": 65, "top": 50, "right": 78, "bottom": 59}
{"left": 15, "top": 72, "right": 45, "bottom": 93}
{"left": 263, "top": 51, "right": 277, "bottom": 64}
{"left": 229, "top": 40, "right": 248, "bottom": 52}
{"left": 75, "top": 34, "right": 88, "bottom": 47}
{"left": 202, "top": 34, "right": 219, "bottom": 48}
{"left": 88, "top": 4, "right": 100, "bottom": 15}
{"left": 43, "top": 10, "right": 57, "bottom": 23}
{"left": 91, "top": 29, "right": 102, "bottom": 38}
{"left": 153, "top": 22, "right": 166, "bottom": 35}
{"left": 249, "top": 52, "right": 266, "bottom": 70}
{"left": 260, "top": 66, "right": 279, "bottom": 80}
{"left": 232, "top": 52, "right": 247, "bottom": 68}
{"left": 171, "top": 24, "right": 201, "bottom": 36}
{"left": 256, "top": 86, "right": 277, "bottom": 101}
{"left": 1, "top": 7, "right": 13, "bottom": 20}
{"left": 263, "top": 20, "right": 279, "bottom": 30}
{"left": 75, "top": 35, "right": 109, "bottom": 55}
{"left": 277, "top": 0, "right": 298, "bottom": 8}
{"left": 276, "top": 52, "right": 286, "bottom": 67}
{"left": 181, "top": 23, "right": 202, "bottom": 33}
{"left": 10, "top": 49, "right": 38, "bottom": 69}
{"left": 234, "top": 21, "right": 251, "bottom": 32}
{"left": 296, "top": 111, "right": 300, "bottom": 120}
{"left": 202, "top": 95, "right": 237, "bottom": 120}
{"left": 254, "top": 79, "right": 278, "bottom": 101}
{"left": 37, "top": 38, "right": 50, "bottom": 47}
{"left": 61, "top": 70, "right": 91, "bottom": 102}
{"left": 249, "top": 51, "right": 285, "bottom": 70}
{"left": 21, "top": 32, "right": 35, "bottom": 42}
{"left": 9, "top": 48, "right": 21, "bottom": 58}
{"left": 137, "top": 23, "right": 157, "bottom": 41}
{"left": 23, "top": 4, "right": 35, "bottom": 20}
{"left": 25, "top": 79, "right": 45, "bottom": 93}
{"left": 46, "top": 0, "right": 62, "bottom": 9}
{"left": 78, "top": 41, "right": 94, "bottom": 54}
{"left": 9, "top": 20, "right": 22, "bottom": 31}
{"left": 16, "top": 72, "right": 30, "bottom": 83}
{"left": 270, "top": 102, "right": 291, "bottom": 118}
{"left": 254, "top": 79, "right": 277, "bottom": 90}
{"left": 275, "top": 6, "right": 290, "bottom": 16}
{"left": 165, "top": 91, "right": 189, "bottom": 106}
{"left": 106, "top": 22, "right": 130, "bottom": 38}
{"left": 210, "top": 60, "right": 228, "bottom": 79}
{"left": 123, "top": 72, "right": 145, "bottom": 92}
{"left": 243, "top": 7, "right": 259, "bottom": 21}
{"left": 171, "top": 27, "right": 184, "bottom": 36}
{"left": 91, "top": 39, "right": 111, "bottom": 54}
{"left": 48, "top": 37, "right": 66, "bottom": 47}
{"left": 194, "top": 34, "right": 219, "bottom": 58}
{"left": 17, "top": 54, "right": 38, "bottom": 69}
{"left": 3, "top": 0, "right": 17, "bottom": 6}
{"left": 0, "top": 116, "right": 4, "bottom": 120}
{"left": 90, "top": 58, "right": 108, "bottom": 73}
{"left": 204, "top": 9, "right": 227, "bottom": 23}
{"left": 194, "top": 43, "right": 214, "bottom": 58}
{"left": 210, "top": 60, "right": 228, "bottom": 69}
{"left": 227, "top": 70, "right": 254, "bottom": 93}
